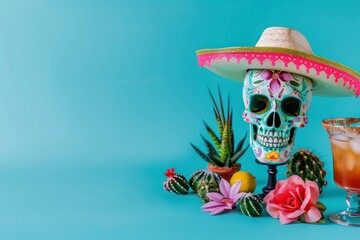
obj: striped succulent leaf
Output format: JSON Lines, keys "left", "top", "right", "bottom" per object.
{"left": 220, "top": 120, "right": 231, "bottom": 161}
{"left": 191, "top": 87, "right": 249, "bottom": 167}
{"left": 203, "top": 120, "right": 221, "bottom": 150}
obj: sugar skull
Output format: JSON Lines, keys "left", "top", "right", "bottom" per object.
{"left": 242, "top": 69, "right": 313, "bottom": 164}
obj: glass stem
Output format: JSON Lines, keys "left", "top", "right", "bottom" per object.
{"left": 346, "top": 192, "right": 360, "bottom": 214}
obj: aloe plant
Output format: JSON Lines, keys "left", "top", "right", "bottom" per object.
{"left": 191, "top": 87, "right": 249, "bottom": 168}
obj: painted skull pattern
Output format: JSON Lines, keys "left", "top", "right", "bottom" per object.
{"left": 242, "top": 69, "right": 313, "bottom": 164}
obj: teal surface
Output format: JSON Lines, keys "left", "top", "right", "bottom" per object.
{"left": 0, "top": 0, "right": 359, "bottom": 239}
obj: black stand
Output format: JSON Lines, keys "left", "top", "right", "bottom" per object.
{"left": 256, "top": 159, "right": 286, "bottom": 199}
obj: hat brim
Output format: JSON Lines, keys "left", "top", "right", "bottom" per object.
{"left": 197, "top": 47, "right": 360, "bottom": 97}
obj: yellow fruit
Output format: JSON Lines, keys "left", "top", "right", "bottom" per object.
{"left": 230, "top": 171, "right": 256, "bottom": 193}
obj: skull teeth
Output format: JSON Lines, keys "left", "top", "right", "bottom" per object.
{"left": 256, "top": 135, "right": 289, "bottom": 148}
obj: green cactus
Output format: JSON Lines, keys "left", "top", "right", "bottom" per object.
{"left": 190, "top": 87, "right": 249, "bottom": 168}
{"left": 237, "top": 193, "right": 263, "bottom": 217}
{"left": 197, "top": 180, "right": 220, "bottom": 203}
{"left": 163, "top": 168, "right": 189, "bottom": 195}
{"left": 286, "top": 149, "right": 327, "bottom": 193}
{"left": 189, "top": 170, "right": 221, "bottom": 192}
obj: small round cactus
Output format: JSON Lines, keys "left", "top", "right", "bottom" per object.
{"left": 286, "top": 149, "right": 327, "bottom": 193}
{"left": 197, "top": 180, "right": 220, "bottom": 203}
{"left": 237, "top": 193, "right": 263, "bottom": 217}
{"left": 189, "top": 170, "right": 221, "bottom": 192}
{"left": 163, "top": 168, "right": 189, "bottom": 195}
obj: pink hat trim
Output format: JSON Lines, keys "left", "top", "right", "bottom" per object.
{"left": 198, "top": 52, "right": 360, "bottom": 97}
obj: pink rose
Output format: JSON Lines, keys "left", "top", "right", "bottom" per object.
{"left": 263, "top": 175, "right": 321, "bottom": 224}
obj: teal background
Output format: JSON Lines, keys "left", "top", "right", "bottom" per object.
{"left": 0, "top": 0, "right": 359, "bottom": 239}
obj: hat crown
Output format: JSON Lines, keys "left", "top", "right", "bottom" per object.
{"left": 255, "top": 27, "right": 313, "bottom": 55}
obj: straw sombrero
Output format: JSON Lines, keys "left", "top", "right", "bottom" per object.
{"left": 196, "top": 27, "right": 360, "bottom": 97}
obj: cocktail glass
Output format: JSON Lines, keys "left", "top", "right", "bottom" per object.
{"left": 322, "top": 118, "right": 360, "bottom": 226}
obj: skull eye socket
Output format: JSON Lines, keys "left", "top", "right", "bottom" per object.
{"left": 281, "top": 97, "right": 301, "bottom": 117}
{"left": 250, "top": 95, "right": 270, "bottom": 114}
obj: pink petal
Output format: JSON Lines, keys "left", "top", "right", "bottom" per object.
{"left": 279, "top": 71, "right": 292, "bottom": 82}
{"left": 281, "top": 209, "right": 305, "bottom": 219}
{"left": 266, "top": 205, "right": 280, "bottom": 218}
{"left": 260, "top": 70, "right": 273, "bottom": 80}
{"left": 287, "top": 175, "right": 305, "bottom": 186}
{"left": 219, "top": 179, "right": 231, "bottom": 197}
{"left": 295, "top": 185, "right": 305, "bottom": 202}
{"left": 268, "top": 202, "right": 295, "bottom": 211}
{"left": 263, "top": 190, "right": 276, "bottom": 204}
{"left": 279, "top": 212, "right": 298, "bottom": 224}
{"left": 206, "top": 192, "right": 224, "bottom": 202}
{"left": 232, "top": 192, "right": 246, "bottom": 203}
{"left": 269, "top": 179, "right": 290, "bottom": 197}
{"left": 282, "top": 176, "right": 305, "bottom": 196}
{"left": 272, "top": 192, "right": 293, "bottom": 206}
{"left": 269, "top": 79, "right": 281, "bottom": 93}
{"left": 277, "top": 182, "right": 296, "bottom": 196}
{"left": 303, "top": 206, "right": 321, "bottom": 223}
{"left": 224, "top": 204, "right": 233, "bottom": 210}
{"left": 229, "top": 181, "right": 242, "bottom": 199}
{"left": 266, "top": 201, "right": 284, "bottom": 211}
{"left": 300, "top": 180, "right": 319, "bottom": 210}
{"left": 289, "top": 188, "right": 300, "bottom": 201}
{"left": 202, "top": 201, "right": 225, "bottom": 211}
{"left": 210, "top": 206, "right": 226, "bottom": 215}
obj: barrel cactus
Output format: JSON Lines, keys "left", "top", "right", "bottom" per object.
{"left": 286, "top": 149, "right": 327, "bottom": 193}
{"left": 189, "top": 170, "right": 221, "bottom": 192}
{"left": 237, "top": 193, "right": 263, "bottom": 217}
{"left": 197, "top": 180, "right": 220, "bottom": 203}
{"left": 163, "top": 168, "right": 189, "bottom": 195}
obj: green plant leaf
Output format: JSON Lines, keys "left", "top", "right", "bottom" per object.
{"left": 316, "top": 201, "right": 326, "bottom": 213}
{"left": 290, "top": 80, "right": 300, "bottom": 87}
{"left": 229, "top": 110, "right": 234, "bottom": 154}
{"left": 200, "top": 134, "right": 219, "bottom": 157}
{"left": 220, "top": 120, "right": 231, "bottom": 161}
{"left": 224, "top": 157, "right": 232, "bottom": 168}
{"left": 230, "top": 128, "right": 234, "bottom": 155}
{"left": 203, "top": 120, "right": 221, "bottom": 150}
{"left": 227, "top": 95, "right": 230, "bottom": 124}
{"left": 190, "top": 143, "right": 212, "bottom": 164}
{"left": 253, "top": 80, "right": 264, "bottom": 84}
{"left": 215, "top": 115, "right": 224, "bottom": 139}
{"left": 209, "top": 88, "right": 224, "bottom": 136}
{"left": 217, "top": 86, "right": 226, "bottom": 126}
{"left": 208, "top": 154, "right": 225, "bottom": 167}
{"left": 231, "top": 145, "right": 249, "bottom": 164}
{"left": 208, "top": 88, "right": 221, "bottom": 123}
{"left": 298, "top": 214, "right": 325, "bottom": 224}
{"left": 234, "top": 133, "right": 248, "bottom": 154}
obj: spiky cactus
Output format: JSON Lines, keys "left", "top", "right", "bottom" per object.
{"left": 189, "top": 170, "right": 221, "bottom": 192}
{"left": 286, "top": 149, "right": 327, "bottom": 193}
{"left": 197, "top": 180, "right": 220, "bottom": 203}
{"left": 237, "top": 193, "right": 263, "bottom": 217}
{"left": 190, "top": 87, "right": 249, "bottom": 168}
{"left": 163, "top": 168, "right": 189, "bottom": 195}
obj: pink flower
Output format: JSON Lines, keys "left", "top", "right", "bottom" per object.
{"left": 260, "top": 70, "right": 292, "bottom": 93}
{"left": 202, "top": 179, "right": 245, "bottom": 215}
{"left": 263, "top": 175, "right": 321, "bottom": 224}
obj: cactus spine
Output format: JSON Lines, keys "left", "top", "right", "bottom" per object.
{"left": 197, "top": 180, "right": 220, "bottom": 203}
{"left": 286, "top": 149, "right": 327, "bottom": 193}
{"left": 237, "top": 193, "right": 263, "bottom": 217}
{"left": 189, "top": 170, "right": 221, "bottom": 192}
{"left": 163, "top": 168, "right": 189, "bottom": 195}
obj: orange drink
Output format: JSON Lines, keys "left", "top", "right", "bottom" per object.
{"left": 322, "top": 118, "right": 360, "bottom": 226}
{"left": 330, "top": 136, "right": 360, "bottom": 192}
